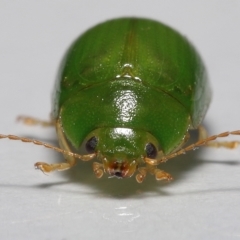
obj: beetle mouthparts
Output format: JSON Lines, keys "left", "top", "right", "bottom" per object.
{"left": 102, "top": 158, "right": 138, "bottom": 179}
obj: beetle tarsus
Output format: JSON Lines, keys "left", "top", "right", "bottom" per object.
{"left": 198, "top": 125, "right": 240, "bottom": 149}
{"left": 17, "top": 115, "right": 55, "bottom": 127}
{"left": 93, "top": 162, "right": 104, "bottom": 178}
{"left": 154, "top": 169, "right": 173, "bottom": 181}
{"left": 34, "top": 162, "right": 71, "bottom": 173}
{"left": 135, "top": 167, "right": 147, "bottom": 183}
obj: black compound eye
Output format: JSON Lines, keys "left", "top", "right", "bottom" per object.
{"left": 145, "top": 143, "right": 157, "bottom": 158}
{"left": 85, "top": 136, "right": 98, "bottom": 153}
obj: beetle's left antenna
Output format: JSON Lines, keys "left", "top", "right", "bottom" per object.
{"left": 0, "top": 134, "right": 93, "bottom": 161}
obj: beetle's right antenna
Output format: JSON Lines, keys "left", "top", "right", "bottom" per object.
{"left": 145, "top": 130, "right": 240, "bottom": 165}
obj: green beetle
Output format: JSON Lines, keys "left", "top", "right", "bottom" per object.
{"left": 1, "top": 18, "right": 240, "bottom": 183}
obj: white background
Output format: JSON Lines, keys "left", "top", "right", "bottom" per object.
{"left": 0, "top": 1, "right": 240, "bottom": 239}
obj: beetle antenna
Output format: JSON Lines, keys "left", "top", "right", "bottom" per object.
{"left": 0, "top": 134, "right": 93, "bottom": 160}
{"left": 145, "top": 130, "right": 240, "bottom": 165}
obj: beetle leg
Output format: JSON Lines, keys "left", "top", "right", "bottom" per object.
{"left": 154, "top": 168, "right": 173, "bottom": 181}
{"left": 34, "top": 120, "right": 96, "bottom": 173}
{"left": 199, "top": 125, "right": 240, "bottom": 148}
{"left": 17, "top": 115, "right": 55, "bottom": 127}
{"left": 34, "top": 154, "right": 95, "bottom": 173}
{"left": 135, "top": 167, "right": 147, "bottom": 183}
{"left": 135, "top": 165, "right": 173, "bottom": 182}
{"left": 93, "top": 162, "right": 104, "bottom": 178}
{"left": 34, "top": 119, "right": 77, "bottom": 172}
{"left": 34, "top": 162, "right": 71, "bottom": 173}
{"left": 0, "top": 127, "right": 94, "bottom": 173}
{"left": 146, "top": 164, "right": 173, "bottom": 181}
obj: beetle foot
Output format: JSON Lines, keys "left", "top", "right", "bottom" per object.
{"left": 154, "top": 169, "right": 173, "bottom": 181}
{"left": 93, "top": 162, "right": 104, "bottom": 178}
{"left": 34, "top": 162, "right": 71, "bottom": 173}
{"left": 204, "top": 141, "right": 240, "bottom": 149}
{"left": 17, "top": 116, "right": 55, "bottom": 127}
{"left": 198, "top": 125, "right": 240, "bottom": 149}
{"left": 135, "top": 167, "right": 147, "bottom": 183}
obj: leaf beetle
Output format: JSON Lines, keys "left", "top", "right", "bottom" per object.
{"left": 1, "top": 17, "right": 240, "bottom": 183}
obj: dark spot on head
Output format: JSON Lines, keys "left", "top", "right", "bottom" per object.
{"left": 85, "top": 136, "right": 98, "bottom": 153}
{"left": 145, "top": 143, "right": 157, "bottom": 158}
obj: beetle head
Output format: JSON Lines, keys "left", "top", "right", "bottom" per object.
{"left": 85, "top": 127, "right": 159, "bottom": 179}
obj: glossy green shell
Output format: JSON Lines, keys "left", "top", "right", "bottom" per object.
{"left": 52, "top": 18, "right": 211, "bottom": 154}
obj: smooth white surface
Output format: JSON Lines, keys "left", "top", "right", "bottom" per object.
{"left": 0, "top": 1, "right": 240, "bottom": 240}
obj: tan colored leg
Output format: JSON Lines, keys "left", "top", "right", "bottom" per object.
{"left": 35, "top": 119, "right": 77, "bottom": 173}
{"left": 93, "top": 162, "right": 104, "bottom": 178}
{"left": 135, "top": 167, "right": 147, "bottom": 183}
{"left": 1, "top": 116, "right": 95, "bottom": 173}
{"left": 34, "top": 162, "right": 72, "bottom": 173}
{"left": 146, "top": 164, "right": 173, "bottom": 181}
{"left": 154, "top": 168, "right": 173, "bottom": 181}
{"left": 199, "top": 125, "right": 239, "bottom": 148}
{"left": 17, "top": 115, "right": 55, "bottom": 127}
{"left": 135, "top": 165, "right": 173, "bottom": 183}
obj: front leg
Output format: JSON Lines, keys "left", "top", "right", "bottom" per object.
{"left": 154, "top": 168, "right": 173, "bottom": 181}
{"left": 135, "top": 164, "right": 173, "bottom": 183}
{"left": 34, "top": 119, "right": 77, "bottom": 173}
